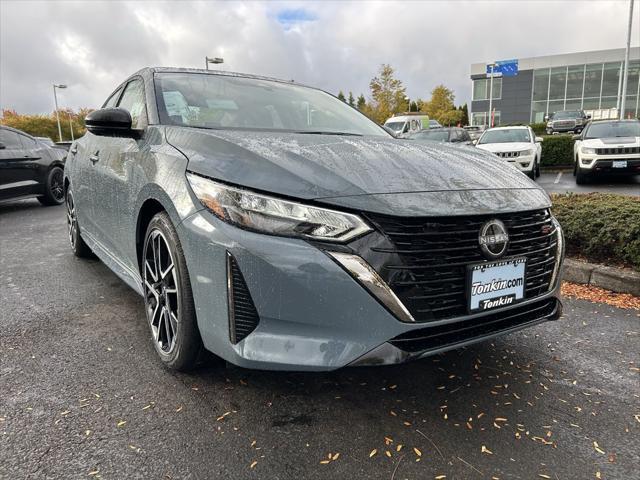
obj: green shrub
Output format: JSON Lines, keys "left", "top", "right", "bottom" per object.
{"left": 529, "top": 122, "right": 547, "bottom": 135}
{"left": 541, "top": 135, "right": 574, "bottom": 167}
{"left": 551, "top": 193, "right": 640, "bottom": 270}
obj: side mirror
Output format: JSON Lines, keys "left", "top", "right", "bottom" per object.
{"left": 586, "top": 115, "right": 591, "bottom": 119}
{"left": 535, "top": 136, "right": 543, "bottom": 143}
{"left": 85, "top": 108, "right": 137, "bottom": 137}
{"left": 0, "top": 142, "right": 5, "bottom": 150}
{"left": 544, "top": 115, "right": 549, "bottom": 122}
{"left": 572, "top": 134, "right": 581, "bottom": 141}
{"left": 472, "top": 139, "right": 478, "bottom": 145}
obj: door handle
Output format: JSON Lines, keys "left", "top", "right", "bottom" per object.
{"left": 89, "top": 151, "right": 100, "bottom": 164}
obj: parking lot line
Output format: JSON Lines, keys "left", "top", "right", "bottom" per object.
{"left": 554, "top": 172, "right": 563, "bottom": 184}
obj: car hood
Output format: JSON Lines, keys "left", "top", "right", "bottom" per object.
{"left": 476, "top": 142, "right": 533, "bottom": 153}
{"left": 166, "top": 127, "right": 549, "bottom": 216}
{"left": 581, "top": 137, "right": 640, "bottom": 147}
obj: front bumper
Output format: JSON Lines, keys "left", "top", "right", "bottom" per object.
{"left": 579, "top": 155, "right": 640, "bottom": 175}
{"left": 177, "top": 208, "right": 563, "bottom": 371}
{"left": 506, "top": 154, "right": 536, "bottom": 172}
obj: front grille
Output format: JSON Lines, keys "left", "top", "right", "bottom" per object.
{"left": 363, "top": 209, "right": 558, "bottom": 322}
{"left": 389, "top": 298, "right": 558, "bottom": 353}
{"left": 552, "top": 120, "right": 576, "bottom": 129}
{"left": 495, "top": 151, "right": 520, "bottom": 158}
{"left": 596, "top": 146, "right": 640, "bottom": 155}
{"left": 227, "top": 253, "right": 260, "bottom": 344}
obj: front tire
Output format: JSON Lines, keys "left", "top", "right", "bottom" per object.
{"left": 142, "top": 212, "right": 203, "bottom": 371}
{"left": 38, "top": 166, "right": 65, "bottom": 206}
{"left": 576, "top": 167, "right": 589, "bottom": 185}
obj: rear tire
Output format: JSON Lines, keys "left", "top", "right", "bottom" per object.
{"left": 66, "top": 188, "right": 93, "bottom": 258}
{"left": 535, "top": 158, "right": 541, "bottom": 178}
{"left": 142, "top": 212, "right": 203, "bottom": 371}
{"left": 38, "top": 166, "right": 65, "bottom": 206}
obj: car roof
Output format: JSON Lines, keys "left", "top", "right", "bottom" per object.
{"left": 133, "top": 66, "right": 314, "bottom": 90}
{"left": 0, "top": 125, "right": 33, "bottom": 137}
{"left": 484, "top": 126, "right": 529, "bottom": 131}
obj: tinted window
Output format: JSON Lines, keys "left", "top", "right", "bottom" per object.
{"left": 412, "top": 130, "right": 450, "bottom": 142}
{"left": 155, "top": 73, "right": 387, "bottom": 137}
{"left": 117, "top": 79, "right": 147, "bottom": 129}
{"left": 0, "top": 129, "right": 24, "bottom": 149}
{"left": 103, "top": 87, "right": 123, "bottom": 108}
{"left": 584, "top": 121, "right": 640, "bottom": 139}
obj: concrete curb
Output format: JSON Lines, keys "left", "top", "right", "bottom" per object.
{"left": 563, "top": 258, "right": 640, "bottom": 297}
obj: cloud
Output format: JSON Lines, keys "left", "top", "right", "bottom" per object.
{"left": 1, "top": 0, "right": 637, "bottom": 114}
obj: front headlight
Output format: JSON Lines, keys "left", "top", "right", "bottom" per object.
{"left": 521, "top": 148, "right": 535, "bottom": 156}
{"left": 581, "top": 146, "right": 596, "bottom": 155}
{"left": 186, "top": 172, "right": 372, "bottom": 242}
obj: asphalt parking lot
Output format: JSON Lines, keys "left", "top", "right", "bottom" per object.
{"left": 1, "top": 200, "right": 639, "bottom": 480}
{"left": 538, "top": 172, "right": 640, "bottom": 196}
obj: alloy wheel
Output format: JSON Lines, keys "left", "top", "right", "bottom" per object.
{"left": 51, "top": 169, "right": 64, "bottom": 202}
{"left": 143, "top": 230, "right": 179, "bottom": 354}
{"left": 66, "top": 191, "right": 77, "bottom": 249}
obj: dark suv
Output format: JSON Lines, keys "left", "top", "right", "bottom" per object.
{"left": 545, "top": 110, "right": 590, "bottom": 135}
{"left": 0, "top": 125, "right": 67, "bottom": 205}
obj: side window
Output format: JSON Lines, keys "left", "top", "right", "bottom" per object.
{"left": 0, "top": 129, "right": 24, "bottom": 150}
{"left": 461, "top": 130, "right": 471, "bottom": 142}
{"left": 117, "top": 79, "right": 148, "bottom": 129}
{"left": 103, "top": 87, "right": 123, "bottom": 108}
{"left": 450, "top": 130, "right": 460, "bottom": 142}
{"left": 18, "top": 134, "right": 37, "bottom": 149}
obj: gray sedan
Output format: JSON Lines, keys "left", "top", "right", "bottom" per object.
{"left": 64, "top": 67, "right": 564, "bottom": 371}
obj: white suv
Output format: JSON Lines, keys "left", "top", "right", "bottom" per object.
{"left": 573, "top": 120, "right": 640, "bottom": 184}
{"left": 475, "top": 126, "right": 543, "bottom": 179}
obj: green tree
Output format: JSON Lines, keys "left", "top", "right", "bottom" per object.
{"left": 458, "top": 103, "right": 469, "bottom": 126}
{"left": 356, "top": 94, "right": 366, "bottom": 111}
{"left": 348, "top": 91, "right": 355, "bottom": 107}
{"left": 337, "top": 90, "right": 346, "bottom": 102}
{"left": 366, "top": 64, "right": 407, "bottom": 124}
{"left": 421, "top": 85, "right": 463, "bottom": 126}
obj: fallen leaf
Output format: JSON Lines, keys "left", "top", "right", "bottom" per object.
{"left": 414, "top": 447, "right": 422, "bottom": 457}
{"left": 116, "top": 420, "right": 126, "bottom": 427}
{"left": 332, "top": 453, "right": 340, "bottom": 461}
{"left": 369, "top": 449, "right": 378, "bottom": 458}
{"left": 593, "top": 441, "right": 606, "bottom": 455}
{"left": 481, "top": 445, "right": 493, "bottom": 455}
{"left": 250, "top": 461, "right": 257, "bottom": 469}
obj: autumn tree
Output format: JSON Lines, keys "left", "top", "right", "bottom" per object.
{"left": 1, "top": 108, "right": 91, "bottom": 141}
{"left": 337, "top": 90, "right": 346, "bottom": 102}
{"left": 348, "top": 91, "right": 355, "bottom": 107}
{"left": 420, "top": 85, "right": 463, "bottom": 126}
{"left": 366, "top": 64, "right": 407, "bottom": 124}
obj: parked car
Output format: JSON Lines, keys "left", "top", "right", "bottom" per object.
{"left": 475, "top": 126, "right": 543, "bottom": 179}
{"left": 0, "top": 125, "right": 67, "bottom": 205}
{"left": 36, "top": 136, "right": 55, "bottom": 147}
{"left": 463, "top": 125, "right": 484, "bottom": 141}
{"left": 410, "top": 127, "right": 473, "bottom": 145}
{"left": 383, "top": 114, "right": 440, "bottom": 138}
{"left": 572, "top": 119, "right": 640, "bottom": 184}
{"left": 545, "top": 110, "right": 590, "bottom": 135}
{"left": 65, "top": 67, "right": 564, "bottom": 371}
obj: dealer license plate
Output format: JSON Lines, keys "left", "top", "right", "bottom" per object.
{"left": 468, "top": 258, "right": 526, "bottom": 312}
{"left": 612, "top": 160, "right": 627, "bottom": 168}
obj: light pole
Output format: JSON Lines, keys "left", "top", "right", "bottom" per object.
{"left": 404, "top": 95, "right": 411, "bottom": 113}
{"left": 487, "top": 63, "right": 496, "bottom": 128}
{"left": 68, "top": 112, "right": 75, "bottom": 141}
{"left": 52, "top": 84, "right": 67, "bottom": 142}
{"left": 205, "top": 56, "right": 224, "bottom": 70}
{"left": 619, "top": 0, "right": 635, "bottom": 119}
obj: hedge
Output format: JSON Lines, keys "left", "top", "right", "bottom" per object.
{"left": 551, "top": 193, "right": 640, "bottom": 270}
{"left": 530, "top": 122, "right": 547, "bottom": 135}
{"left": 540, "top": 135, "right": 574, "bottom": 167}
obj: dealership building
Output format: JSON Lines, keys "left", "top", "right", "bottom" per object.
{"left": 469, "top": 47, "right": 640, "bottom": 126}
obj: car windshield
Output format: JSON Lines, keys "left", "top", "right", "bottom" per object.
{"left": 584, "top": 121, "right": 640, "bottom": 139}
{"left": 551, "top": 111, "right": 581, "bottom": 119}
{"left": 478, "top": 129, "right": 530, "bottom": 144}
{"left": 412, "top": 130, "right": 450, "bottom": 142}
{"left": 155, "top": 73, "right": 387, "bottom": 137}
{"left": 384, "top": 121, "right": 405, "bottom": 132}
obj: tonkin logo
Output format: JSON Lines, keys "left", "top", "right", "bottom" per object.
{"left": 478, "top": 219, "right": 509, "bottom": 259}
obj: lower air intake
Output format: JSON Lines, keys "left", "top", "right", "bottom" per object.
{"left": 227, "top": 253, "right": 260, "bottom": 344}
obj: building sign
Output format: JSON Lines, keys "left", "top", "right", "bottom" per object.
{"left": 487, "top": 59, "right": 519, "bottom": 77}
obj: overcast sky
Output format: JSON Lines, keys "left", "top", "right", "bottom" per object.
{"left": 1, "top": 0, "right": 638, "bottom": 114}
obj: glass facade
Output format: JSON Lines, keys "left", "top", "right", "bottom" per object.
{"left": 472, "top": 77, "right": 502, "bottom": 101}
{"left": 471, "top": 111, "right": 501, "bottom": 127}
{"left": 530, "top": 60, "right": 640, "bottom": 122}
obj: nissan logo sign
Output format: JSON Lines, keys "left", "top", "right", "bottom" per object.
{"left": 478, "top": 219, "right": 509, "bottom": 259}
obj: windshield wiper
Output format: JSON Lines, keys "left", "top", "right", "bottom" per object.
{"left": 295, "top": 131, "right": 363, "bottom": 136}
